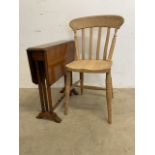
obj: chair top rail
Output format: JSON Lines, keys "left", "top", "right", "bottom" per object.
{"left": 70, "top": 15, "right": 124, "bottom": 30}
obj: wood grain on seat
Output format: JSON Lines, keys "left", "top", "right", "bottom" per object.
{"left": 66, "top": 60, "right": 112, "bottom": 73}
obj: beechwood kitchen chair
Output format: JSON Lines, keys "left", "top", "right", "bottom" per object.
{"left": 64, "top": 15, "right": 124, "bottom": 124}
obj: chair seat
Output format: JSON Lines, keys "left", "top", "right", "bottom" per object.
{"left": 66, "top": 60, "right": 112, "bottom": 73}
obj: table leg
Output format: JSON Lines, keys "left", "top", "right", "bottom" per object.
{"left": 35, "top": 61, "right": 61, "bottom": 123}
{"left": 35, "top": 62, "right": 45, "bottom": 112}
{"left": 46, "top": 84, "right": 53, "bottom": 112}
{"left": 60, "top": 74, "right": 79, "bottom": 95}
{"left": 40, "top": 63, "right": 49, "bottom": 111}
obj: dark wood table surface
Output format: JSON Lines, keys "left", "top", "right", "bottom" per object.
{"left": 27, "top": 40, "right": 77, "bottom": 123}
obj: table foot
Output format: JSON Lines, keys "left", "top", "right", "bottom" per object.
{"left": 60, "top": 88, "right": 79, "bottom": 95}
{"left": 60, "top": 87, "right": 65, "bottom": 93}
{"left": 71, "top": 88, "right": 79, "bottom": 95}
{"left": 36, "top": 111, "right": 62, "bottom": 123}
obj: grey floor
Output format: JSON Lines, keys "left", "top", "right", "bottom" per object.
{"left": 20, "top": 88, "right": 135, "bottom": 155}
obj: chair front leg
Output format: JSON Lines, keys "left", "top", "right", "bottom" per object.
{"left": 106, "top": 71, "right": 113, "bottom": 124}
{"left": 64, "top": 71, "right": 71, "bottom": 115}
{"left": 111, "top": 76, "right": 114, "bottom": 98}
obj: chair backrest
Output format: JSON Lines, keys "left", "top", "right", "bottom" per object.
{"left": 69, "top": 15, "right": 124, "bottom": 61}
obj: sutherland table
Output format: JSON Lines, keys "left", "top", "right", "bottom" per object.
{"left": 27, "top": 40, "right": 78, "bottom": 123}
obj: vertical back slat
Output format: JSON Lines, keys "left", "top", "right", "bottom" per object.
{"left": 74, "top": 30, "right": 80, "bottom": 60}
{"left": 108, "top": 29, "right": 118, "bottom": 60}
{"left": 96, "top": 27, "right": 102, "bottom": 59}
{"left": 82, "top": 29, "right": 85, "bottom": 60}
{"left": 103, "top": 28, "right": 110, "bottom": 60}
{"left": 89, "top": 28, "right": 93, "bottom": 59}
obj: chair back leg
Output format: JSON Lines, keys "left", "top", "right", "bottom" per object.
{"left": 80, "top": 72, "right": 84, "bottom": 95}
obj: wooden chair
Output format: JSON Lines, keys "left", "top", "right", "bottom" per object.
{"left": 64, "top": 15, "right": 124, "bottom": 124}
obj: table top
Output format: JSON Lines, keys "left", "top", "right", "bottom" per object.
{"left": 27, "top": 40, "right": 75, "bottom": 85}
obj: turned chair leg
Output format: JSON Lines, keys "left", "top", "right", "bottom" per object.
{"left": 106, "top": 71, "right": 113, "bottom": 124}
{"left": 70, "top": 72, "right": 73, "bottom": 96}
{"left": 111, "top": 76, "right": 114, "bottom": 98}
{"left": 64, "top": 71, "right": 71, "bottom": 115}
{"left": 80, "top": 72, "right": 84, "bottom": 95}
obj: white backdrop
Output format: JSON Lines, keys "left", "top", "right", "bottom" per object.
{"left": 20, "top": 0, "right": 134, "bottom": 88}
